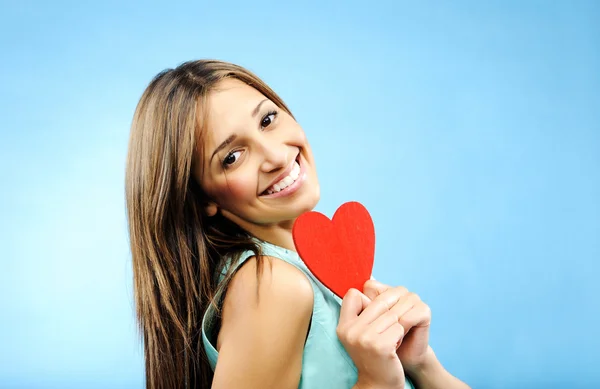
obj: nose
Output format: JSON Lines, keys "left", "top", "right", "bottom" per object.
{"left": 258, "top": 138, "right": 289, "bottom": 173}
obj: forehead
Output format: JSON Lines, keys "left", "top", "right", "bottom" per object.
{"left": 203, "top": 79, "right": 265, "bottom": 146}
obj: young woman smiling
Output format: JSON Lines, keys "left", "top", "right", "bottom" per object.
{"left": 125, "top": 60, "right": 470, "bottom": 389}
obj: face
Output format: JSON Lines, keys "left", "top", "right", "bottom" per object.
{"left": 196, "top": 78, "right": 320, "bottom": 235}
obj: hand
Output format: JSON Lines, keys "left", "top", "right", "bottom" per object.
{"left": 337, "top": 288, "right": 408, "bottom": 389}
{"left": 363, "top": 280, "right": 432, "bottom": 375}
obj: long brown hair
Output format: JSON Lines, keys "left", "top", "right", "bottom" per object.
{"left": 125, "top": 60, "right": 294, "bottom": 388}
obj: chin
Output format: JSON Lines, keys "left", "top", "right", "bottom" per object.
{"left": 299, "top": 191, "right": 320, "bottom": 214}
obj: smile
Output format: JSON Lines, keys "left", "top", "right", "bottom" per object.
{"left": 261, "top": 155, "right": 306, "bottom": 198}
{"left": 265, "top": 160, "right": 300, "bottom": 194}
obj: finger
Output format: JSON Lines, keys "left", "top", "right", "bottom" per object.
{"left": 389, "top": 292, "right": 420, "bottom": 320}
{"left": 339, "top": 288, "right": 370, "bottom": 324}
{"left": 398, "top": 302, "right": 432, "bottom": 333}
{"left": 363, "top": 279, "right": 390, "bottom": 301}
{"left": 378, "top": 322, "right": 406, "bottom": 352}
{"left": 369, "top": 310, "right": 400, "bottom": 334}
{"left": 355, "top": 287, "right": 409, "bottom": 326}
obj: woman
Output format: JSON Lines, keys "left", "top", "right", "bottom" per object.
{"left": 125, "top": 59, "right": 470, "bottom": 389}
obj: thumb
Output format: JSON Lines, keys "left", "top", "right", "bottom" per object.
{"left": 363, "top": 279, "right": 391, "bottom": 301}
{"left": 339, "top": 288, "right": 370, "bottom": 324}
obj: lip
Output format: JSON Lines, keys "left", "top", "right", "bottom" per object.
{"left": 262, "top": 155, "right": 297, "bottom": 195}
{"left": 260, "top": 154, "right": 306, "bottom": 198}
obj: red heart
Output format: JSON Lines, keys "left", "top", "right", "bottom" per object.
{"left": 292, "top": 201, "right": 375, "bottom": 299}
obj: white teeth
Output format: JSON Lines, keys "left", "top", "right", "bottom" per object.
{"left": 265, "top": 160, "right": 301, "bottom": 195}
{"left": 290, "top": 161, "right": 300, "bottom": 179}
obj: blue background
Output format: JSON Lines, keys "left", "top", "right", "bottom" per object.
{"left": 1, "top": 1, "right": 598, "bottom": 388}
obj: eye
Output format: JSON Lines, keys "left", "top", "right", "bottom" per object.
{"left": 222, "top": 150, "right": 242, "bottom": 168}
{"left": 261, "top": 110, "right": 278, "bottom": 129}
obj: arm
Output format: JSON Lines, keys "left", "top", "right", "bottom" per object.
{"left": 211, "top": 256, "right": 314, "bottom": 389}
{"left": 407, "top": 348, "right": 471, "bottom": 389}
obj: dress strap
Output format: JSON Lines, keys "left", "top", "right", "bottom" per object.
{"left": 201, "top": 248, "right": 258, "bottom": 371}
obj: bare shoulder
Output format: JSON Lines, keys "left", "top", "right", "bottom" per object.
{"left": 224, "top": 255, "right": 314, "bottom": 314}
{"left": 211, "top": 255, "right": 314, "bottom": 389}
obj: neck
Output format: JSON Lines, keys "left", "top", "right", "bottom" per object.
{"left": 250, "top": 219, "right": 297, "bottom": 252}
{"left": 218, "top": 210, "right": 302, "bottom": 252}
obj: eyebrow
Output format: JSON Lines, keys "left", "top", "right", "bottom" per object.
{"left": 209, "top": 98, "right": 270, "bottom": 164}
{"left": 210, "top": 134, "right": 237, "bottom": 164}
{"left": 252, "top": 98, "right": 269, "bottom": 117}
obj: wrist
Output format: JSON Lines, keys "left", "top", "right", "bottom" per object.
{"left": 404, "top": 346, "right": 444, "bottom": 380}
{"left": 403, "top": 347, "right": 472, "bottom": 389}
{"left": 354, "top": 377, "right": 405, "bottom": 389}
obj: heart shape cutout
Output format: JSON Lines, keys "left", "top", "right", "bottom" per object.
{"left": 292, "top": 201, "right": 375, "bottom": 299}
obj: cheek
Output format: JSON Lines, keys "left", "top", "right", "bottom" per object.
{"left": 216, "top": 175, "right": 257, "bottom": 204}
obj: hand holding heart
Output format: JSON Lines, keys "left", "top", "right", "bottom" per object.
{"left": 293, "top": 201, "right": 433, "bottom": 380}
{"left": 336, "top": 287, "right": 407, "bottom": 389}
{"left": 363, "top": 279, "right": 433, "bottom": 374}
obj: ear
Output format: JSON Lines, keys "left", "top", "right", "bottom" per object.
{"left": 204, "top": 202, "right": 218, "bottom": 217}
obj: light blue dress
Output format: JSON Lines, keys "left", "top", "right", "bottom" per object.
{"left": 201, "top": 240, "right": 415, "bottom": 388}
